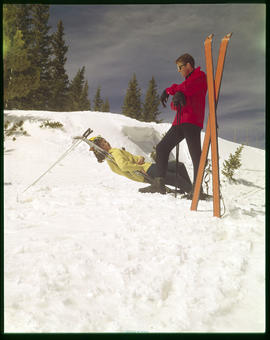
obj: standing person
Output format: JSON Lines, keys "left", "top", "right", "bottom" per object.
{"left": 139, "top": 53, "right": 207, "bottom": 197}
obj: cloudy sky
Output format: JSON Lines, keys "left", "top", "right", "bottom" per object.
{"left": 49, "top": 4, "right": 265, "bottom": 149}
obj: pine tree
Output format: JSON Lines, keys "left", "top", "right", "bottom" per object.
{"left": 142, "top": 76, "right": 161, "bottom": 122}
{"left": 3, "top": 5, "right": 40, "bottom": 109}
{"left": 101, "top": 98, "right": 110, "bottom": 112}
{"left": 93, "top": 87, "right": 103, "bottom": 111}
{"left": 50, "top": 20, "right": 69, "bottom": 111}
{"left": 28, "top": 4, "right": 52, "bottom": 109}
{"left": 16, "top": 4, "right": 33, "bottom": 48}
{"left": 122, "top": 73, "right": 142, "bottom": 120}
{"left": 80, "top": 81, "right": 91, "bottom": 110}
{"left": 15, "top": 4, "right": 41, "bottom": 109}
{"left": 68, "top": 66, "right": 90, "bottom": 111}
{"left": 222, "top": 144, "right": 244, "bottom": 182}
{"left": 68, "top": 67, "right": 84, "bottom": 111}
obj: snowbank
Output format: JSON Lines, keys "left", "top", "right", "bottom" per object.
{"left": 4, "top": 110, "right": 265, "bottom": 332}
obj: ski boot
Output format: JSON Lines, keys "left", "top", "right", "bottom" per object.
{"left": 139, "top": 177, "right": 166, "bottom": 195}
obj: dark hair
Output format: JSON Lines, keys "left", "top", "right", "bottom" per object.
{"left": 176, "top": 53, "right": 195, "bottom": 68}
{"left": 91, "top": 137, "right": 106, "bottom": 163}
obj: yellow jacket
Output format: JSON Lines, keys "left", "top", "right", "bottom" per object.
{"left": 106, "top": 148, "right": 152, "bottom": 182}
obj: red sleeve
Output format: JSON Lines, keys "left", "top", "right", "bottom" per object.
{"left": 166, "top": 73, "right": 207, "bottom": 97}
{"left": 166, "top": 83, "right": 179, "bottom": 95}
{"left": 176, "top": 74, "right": 207, "bottom": 96}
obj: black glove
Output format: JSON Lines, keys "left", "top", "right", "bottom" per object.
{"left": 160, "top": 90, "right": 169, "bottom": 107}
{"left": 172, "top": 91, "right": 186, "bottom": 108}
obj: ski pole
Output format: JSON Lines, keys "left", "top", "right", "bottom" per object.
{"left": 175, "top": 143, "right": 179, "bottom": 198}
{"left": 22, "top": 139, "right": 81, "bottom": 193}
{"left": 23, "top": 128, "right": 92, "bottom": 193}
{"left": 175, "top": 104, "right": 181, "bottom": 198}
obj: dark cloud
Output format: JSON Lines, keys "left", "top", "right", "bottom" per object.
{"left": 49, "top": 4, "right": 265, "bottom": 149}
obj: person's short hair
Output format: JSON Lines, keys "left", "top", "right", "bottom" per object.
{"left": 176, "top": 53, "right": 195, "bottom": 68}
{"left": 90, "top": 137, "right": 106, "bottom": 163}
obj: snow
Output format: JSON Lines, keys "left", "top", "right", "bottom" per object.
{"left": 4, "top": 110, "right": 265, "bottom": 333}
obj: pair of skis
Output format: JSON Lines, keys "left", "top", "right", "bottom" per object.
{"left": 190, "top": 33, "right": 232, "bottom": 217}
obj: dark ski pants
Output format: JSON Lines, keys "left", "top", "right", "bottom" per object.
{"left": 147, "top": 161, "right": 192, "bottom": 193}
{"left": 155, "top": 123, "right": 202, "bottom": 185}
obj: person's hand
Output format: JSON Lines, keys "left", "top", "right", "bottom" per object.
{"left": 160, "top": 90, "right": 169, "bottom": 107}
{"left": 139, "top": 169, "right": 148, "bottom": 175}
{"left": 137, "top": 156, "right": 145, "bottom": 165}
{"left": 172, "top": 91, "right": 186, "bottom": 107}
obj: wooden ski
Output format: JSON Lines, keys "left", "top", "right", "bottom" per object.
{"left": 190, "top": 33, "right": 232, "bottom": 217}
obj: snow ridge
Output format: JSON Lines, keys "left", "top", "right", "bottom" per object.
{"left": 4, "top": 110, "right": 265, "bottom": 332}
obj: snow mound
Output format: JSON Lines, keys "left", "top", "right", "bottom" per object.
{"left": 4, "top": 110, "right": 265, "bottom": 333}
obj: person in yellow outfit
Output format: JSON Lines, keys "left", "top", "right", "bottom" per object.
{"left": 89, "top": 135, "right": 192, "bottom": 194}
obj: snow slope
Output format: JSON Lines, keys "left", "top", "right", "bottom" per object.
{"left": 4, "top": 110, "right": 265, "bottom": 333}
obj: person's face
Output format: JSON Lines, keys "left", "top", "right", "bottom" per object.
{"left": 99, "top": 138, "right": 111, "bottom": 152}
{"left": 177, "top": 62, "right": 192, "bottom": 78}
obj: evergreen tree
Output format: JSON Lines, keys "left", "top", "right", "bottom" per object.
{"left": 68, "top": 67, "right": 85, "bottom": 111}
{"left": 101, "top": 98, "right": 110, "bottom": 112}
{"left": 80, "top": 81, "right": 91, "bottom": 110}
{"left": 3, "top": 4, "right": 90, "bottom": 112}
{"left": 50, "top": 20, "right": 69, "bottom": 111}
{"left": 16, "top": 4, "right": 33, "bottom": 48}
{"left": 122, "top": 73, "right": 142, "bottom": 120}
{"left": 15, "top": 4, "right": 41, "bottom": 109}
{"left": 68, "top": 66, "right": 90, "bottom": 111}
{"left": 28, "top": 4, "right": 52, "bottom": 109}
{"left": 142, "top": 76, "right": 161, "bottom": 122}
{"left": 3, "top": 5, "right": 40, "bottom": 109}
{"left": 93, "top": 87, "right": 103, "bottom": 111}
{"left": 222, "top": 145, "right": 244, "bottom": 182}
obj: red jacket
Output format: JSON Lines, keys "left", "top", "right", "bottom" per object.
{"left": 166, "top": 67, "right": 207, "bottom": 128}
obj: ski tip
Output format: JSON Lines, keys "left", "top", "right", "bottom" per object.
{"left": 225, "top": 32, "right": 233, "bottom": 39}
{"left": 206, "top": 33, "right": 214, "bottom": 40}
{"left": 204, "top": 34, "right": 214, "bottom": 45}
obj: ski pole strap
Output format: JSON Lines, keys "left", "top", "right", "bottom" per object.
{"left": 83, "top": 128, "right": 93, "bottom": 138}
